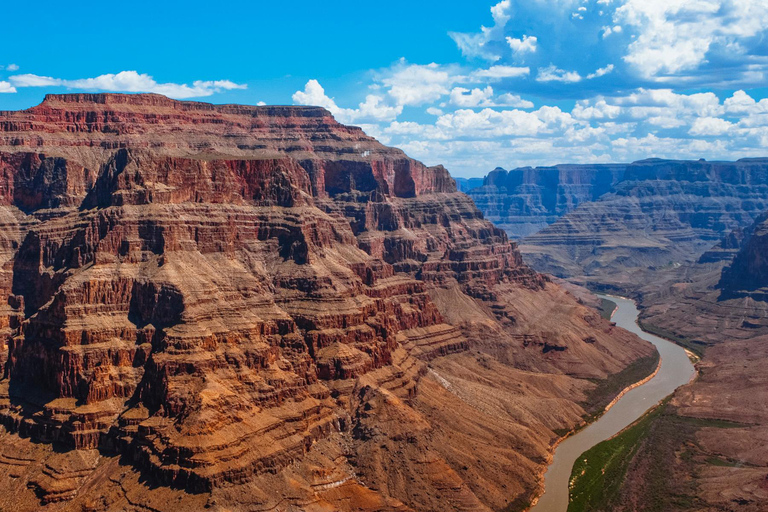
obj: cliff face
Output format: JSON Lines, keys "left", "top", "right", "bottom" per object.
{"left": 719, "top": 213, "right": 768, "bottom": 299}
{"left": 467, "top": 164, "right": 627, "bottom": 239}
{"left": 513, "top": 158, "right": 768, "bottom": 285}
{"left": 0, "top": 94, "right": 654, "bottom": 511}
{"left": 599, "top": 212, "right": 768, "bottom": 512}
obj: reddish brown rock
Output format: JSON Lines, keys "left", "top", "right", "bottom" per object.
{"left": 0, "top": 93, "right": 654, "bottom": 511}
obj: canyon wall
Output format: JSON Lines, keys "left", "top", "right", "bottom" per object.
{"left": 467, "top": 164, "right": 626, "bottom": 238}
{"left": 0, "top": 93, "right": 654, "bottom": 512}
{"left": 465, "top": 158, "right": 768, "bottom": 287}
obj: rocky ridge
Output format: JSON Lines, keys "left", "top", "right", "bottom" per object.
{"left": 467, "top": 164, "right": 626, "bottom": 239}
{"left": 593, "top": 211, "right": 768, "bottom": 512}
{"left": 0, "top": 93, "right": 653, "bottom": 511}
{"left": 515, "top": 158, "right": 768, "bottom": 284}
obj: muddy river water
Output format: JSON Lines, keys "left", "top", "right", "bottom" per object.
{"left": 529, "top": 295, "right": 696, "bottom": 512}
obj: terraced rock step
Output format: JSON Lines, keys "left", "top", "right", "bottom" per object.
{"left": 465, "top": 159, "right": 768, "bottom": 285}
{"left": 0, "top": 93, "right": 654, "bottom": 511}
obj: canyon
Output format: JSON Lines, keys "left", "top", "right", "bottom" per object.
{"left": 574, "top": 210, "right": 768, "bottom": 511}
{"left": 465, "top": 159, "right": 768, "bottom": 289}
{"left": 465, "top": 159, "right": 768, "bottom": 511}
{"left": 0, "top": 93, "right": 656, "bottom": 511}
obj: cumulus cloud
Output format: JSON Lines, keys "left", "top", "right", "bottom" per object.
{"left": 536, "top": 65, "right": 582, "bottom": 83}
{"left": 0, "top": 81, "right": 16, "bottom": 93}
{"left": 449, "top": 86, "right": 494, "bottom": 107}
{"left": 689, "top": 117, "right": 734, "bottom": 136}
{"left": 507, "top": 35, "right": 538, "bottom": 55}
{"left": 8, "top": 71, "right": 246, "bottom": 98}
{"left": 616, "top": 0, "right": 768, "bottom": 82}
{"left": 292, "top": 79, "right": 402, "bottom": 123}
{"left": 496, "top": 93, "right": 534, "bottom": 108}
{"left": 380, "top": 62, "right": 454, "bottom": 106}
{"left": 724, "top": 90, "right": 768, "bottom": 115}
{"left": 292, "top": 79, "right": 339, "bottom": 111}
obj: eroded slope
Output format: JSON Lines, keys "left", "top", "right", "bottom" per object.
{"left": 0, "top": 93, "right": 653, "bottom": 511}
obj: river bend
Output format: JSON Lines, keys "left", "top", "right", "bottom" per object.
{"left": 529, "top": 295, "right": 696, "bottom": 512}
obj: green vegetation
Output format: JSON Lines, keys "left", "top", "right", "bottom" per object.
{"left": 598, "top": 298, "right": 617, "bottom": 320}
{"left": 567, "top": 402, "right": 751, "bottom": 512}
{"left": 567, "top": 400, "right": 668, "bottom": 512}
{"left": 705, "top": 456, "right": 741, "bottom": 467}
{"left": 501, "top": 495, "right": 532, "bottom": 512}
{"left": 637, "top": 320, "right": 707, "bottom": 359}
{"left": 581, "top": 351, "right": 660, "bottom": 418}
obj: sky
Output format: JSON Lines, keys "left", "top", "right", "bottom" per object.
{"left": 2, "top": 0, "right": 768, "bottom": 177}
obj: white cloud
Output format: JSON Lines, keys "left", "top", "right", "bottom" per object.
{"left": 496, "top": 93, "right": 535, "bottom": 108}
{"left": 572, "top": 100, "right": 621, "bottom": 120}
{"left": 450, "top": 86, "right": 495, "bottom": 107}
{"left": 536, "top": 65, "right": 582, "bottom": 83}
{"left": 436, "top": 108, "right": 546, "bottom": 137}
{"left": 292, "top": 79, "right": 339, "bottom": 111}
{"left": 0, "top": 81, "right": 16, "bottom": 93}
{"left": 426, "top": 107, "right": 444, "bottom": 116}
{"left": 356, "top": 94, "right": 403, "bottom": 121}
{"left": 471, "top": 65, "right": 530, "bottom": 80}
{"left": 616, "top": 0, "right": 768, "bottom": 80}
{"left": 646, "top": 116, "right": 686, "bottom": 128}
{"left": 5, "top": 64, "right": 19, "bottom": 72}
{"left": 506, "top": 35, "right": 538, "bottom": 55}
{"left": 381, "top": 62, "right": 454, "bottom": 106}
{"left": 9, "top": 71, "right": 246, "bottom": 99}
{"left": 724, "top": 90, "right": 768, "bottom": 115}
{"left": 601, "top": 25, "right": 623, "bottom": 38}
{"left": 587, "top": 64, "right": 615, "bottom": 79}
{"left": 292, "top": 79, "right": 402, "bottom": 123}
{"left": 689, "top": 117, "right": 734, "bottom": 136}
{"left": 449, "top": 0, "right": 513, "bottom": 61}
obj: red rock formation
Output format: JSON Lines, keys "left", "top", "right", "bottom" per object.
{"left": 0, "top": 94, "right": 654, "bottom": 511}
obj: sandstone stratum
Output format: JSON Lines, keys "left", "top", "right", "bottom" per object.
{"left": 0, "top": 93, "right": 653, "bottom": 511}
{"left": 464, "top": 160, "right": 768, "bottom": 288}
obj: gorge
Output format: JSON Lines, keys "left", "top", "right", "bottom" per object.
{"left": 465, "top": 157, "right": 768, "bottom": 511}
{"left": 0, "top": 93, "right": 657, "bottom": 512}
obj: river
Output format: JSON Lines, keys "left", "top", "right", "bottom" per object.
{"left": 529, "top": 295, "right": 696, "bottom": 512}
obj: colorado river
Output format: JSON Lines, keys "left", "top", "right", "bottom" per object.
{"left": 529, "top": 295, "right": 696, "bottom": 512}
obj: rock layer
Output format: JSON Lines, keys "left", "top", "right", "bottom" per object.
{"left": 468, "top": 164, "right": 626, "bottom": 238}
{"left": 515, "top": 158, "right": 768, "bottom": 282}
{"left": 0, "top": 93, "right": 653, "bottom": 511}
{"left": 598, "top": 211, "right": 768, "bottom": 512}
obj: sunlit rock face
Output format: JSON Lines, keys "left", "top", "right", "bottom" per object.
{"left": 0, "top": 94, "right": 653, "bottom": 511}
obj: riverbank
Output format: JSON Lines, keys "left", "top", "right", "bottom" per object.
{"left": 526, "top": 352, "right": 662, "bottom": 511}
{"left": 527, "top": 296, "right": 696, "bottom": 512}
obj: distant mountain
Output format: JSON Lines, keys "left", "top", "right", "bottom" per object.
{"left": 466, "top": 159, "right": 768, "bottom": 287}
{"left": 453, "top": 176, "right": 484, "bottom": 193}
{"left": 467, "top": 164, "right": 626, "bottom": 238}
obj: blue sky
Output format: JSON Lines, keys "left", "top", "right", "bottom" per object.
{"left": 2, "top": 0, "right": 768, "bottom": 177}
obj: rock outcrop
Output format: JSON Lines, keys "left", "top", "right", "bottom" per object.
{"left": 467, "top": 164, "right": 626, "bottom": 238}
{"left": 597, "top": 211, "right": 768, "bottom": 512}
{"left": 0, "top": 93, "right": 654, "bottom": 511}
{"left": 513, "top": 158, "right": 768, "bottom": 284}
{"left": 719, "top": 213, "right": 768, "bottom": 300}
